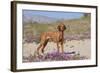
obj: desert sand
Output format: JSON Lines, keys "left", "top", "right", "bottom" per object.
{"left": 23, "top": 39, "right": 91, "bottom": 59}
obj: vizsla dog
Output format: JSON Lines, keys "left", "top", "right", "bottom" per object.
{"left": 37, "top": 23, "right": 66, "bottom": 55}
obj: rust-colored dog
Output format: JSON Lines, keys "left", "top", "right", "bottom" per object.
{"left": 37, "top": 23, "right": 66, "bottom": 55}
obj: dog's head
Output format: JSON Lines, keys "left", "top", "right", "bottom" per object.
{"left": 57, "top": 23, "right": 66, "bottom": 31}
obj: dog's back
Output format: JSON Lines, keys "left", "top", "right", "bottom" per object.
{"left": 40, "top": 31, "right": 60, "bottom": 42}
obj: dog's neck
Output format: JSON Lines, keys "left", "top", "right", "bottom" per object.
{"left": 60, "top": 31, "right": 64, "bottom": 33}
{"left": 59, "top": 31, "right": 64, "bottom": 38}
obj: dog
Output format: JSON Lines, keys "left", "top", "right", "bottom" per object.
{"left": 37, "top": 23, "right": 66, "bottom": 55}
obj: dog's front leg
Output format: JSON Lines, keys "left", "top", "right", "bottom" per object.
{"left": 57, "top": 42, "right": 60, "bottom": 53}
{"left": 60, "top": 42, "right": 64, "bottom": 53}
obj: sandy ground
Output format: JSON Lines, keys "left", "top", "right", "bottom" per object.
{"left": 23, "top": 39, "right": 91, "bottom": 59}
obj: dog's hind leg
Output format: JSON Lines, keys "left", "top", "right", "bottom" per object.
{"left": 37, "top": 39, "right": 49, "bottom": 55}
{"left": 41, "top": 39, "right": 49, "bottom": 54}
{"left": 37, "top": 44, "right": 42, "bottom": 55}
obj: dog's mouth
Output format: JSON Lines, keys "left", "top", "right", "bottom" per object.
{"left": 60, "top": 27, "right": 66, "bottom": 31}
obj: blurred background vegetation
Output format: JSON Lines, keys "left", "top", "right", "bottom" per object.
{"left": 23, "top": 13, "right": 91, "bottom": 43}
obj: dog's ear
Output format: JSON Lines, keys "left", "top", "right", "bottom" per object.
{"left": 57, "top": 25, "right": 60, "bottom": 31}
{"left": 64, "top": 25, "right": 66, "bottom": 30}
